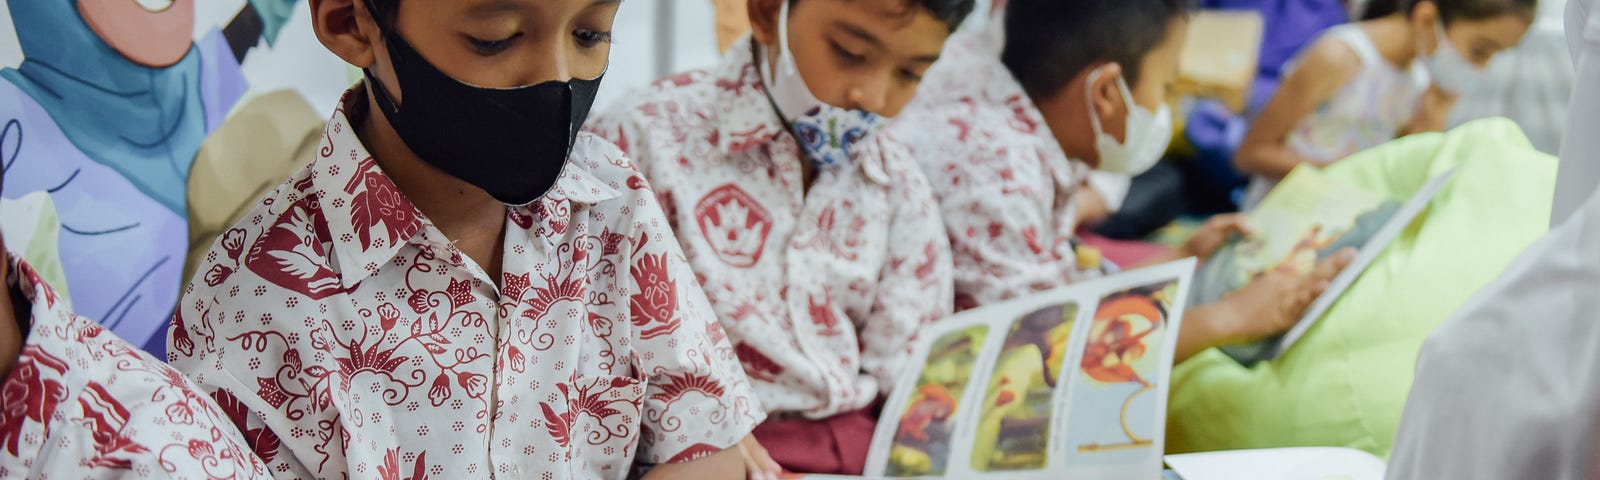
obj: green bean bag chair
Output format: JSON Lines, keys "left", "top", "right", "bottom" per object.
{"left": 1166, "top": 118, "right": 1557, "bottom": 457}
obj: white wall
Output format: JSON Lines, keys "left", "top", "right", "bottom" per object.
{"left": 594, "top": 0, "right": 723, "bottom": 111}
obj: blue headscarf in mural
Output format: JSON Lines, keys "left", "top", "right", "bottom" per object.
{"left": 0, "top": 0, "right": 207, "bottom": 215}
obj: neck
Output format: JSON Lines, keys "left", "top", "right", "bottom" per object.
{"left": 358, "top": 90, "right": 508, "bottom": 244}
{"left": 1033, "top": 86, "right": 1097, "bottom": 165}
{"left": 1363, "top": 16, "right": 1423, "bottom": 68}
{"left": 0, "top": 259, "right": 28, "bottom": 381}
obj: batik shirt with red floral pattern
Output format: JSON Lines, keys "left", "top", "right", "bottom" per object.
{"left": 0, "top": 257, "right": 269, "bottom": 479}
{"left": 585, "top": 37, "right": 953, "bottom": 420}
{"left": 888, "top": 46, "right": 1103, "bottom": 308}
{"left": 170, "top": 90, "right": 763, "bottom": 479}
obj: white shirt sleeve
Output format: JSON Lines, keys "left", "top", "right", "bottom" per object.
{"left": 1553, "top": 0, "right": 1600, "bottom": 226}
{"left": 1388, "top": 2, "right": 1600, "bottom": 477}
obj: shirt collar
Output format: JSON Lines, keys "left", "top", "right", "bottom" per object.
{"left": 713, "top": 36, "right": 788, "bottom": 155}
{"left": 10, "top": 255, "right": 63, "bottom": 326}
{"left": 542, "top": 144, "right": 623, "bottom": 205}
{"left": 311, "top": 88, "right": 622, "bottom": 286}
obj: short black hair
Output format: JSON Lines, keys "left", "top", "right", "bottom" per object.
{"left": 1428, "top": 0, "right": 1538, "bottom": 23}
{"left": 792, "top": 0, "right": 977, "bottom": 31}
{"left": 1364, "top": 0, "right": 1538, "bottom": 23}
{"left": 903, "top": 0, "right": 978, "bottom": 31}
{"left": 366, "top": 0, "right": 399, "bottom": 29}
{"left": 1001, "top": 0, "right": 1192, "bottom": 100}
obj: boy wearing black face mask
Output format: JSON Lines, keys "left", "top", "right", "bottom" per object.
{"left": 889, "top": 0, "right": 1357, "bottom": 363}
{"left": 585, "top": 0, "right": 972, "bottom": 476}
{"left": 169, "top": 0, "right": 763, "bottom": 478}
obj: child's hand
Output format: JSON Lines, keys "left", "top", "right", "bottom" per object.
{"left": 1182, "top": 214, "right": 1252, "bottom": 261}
{"left": 1214, "top": 248, "right": 1356, "bottom": 344}
{"left": 737, "top": 435, "right": 782, "bottom": 480}
{"left": 1073, "top": 187, "right": 1113, "bottom": 227}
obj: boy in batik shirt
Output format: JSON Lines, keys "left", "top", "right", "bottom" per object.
{"left": 586, "top": 0, "right": 974, "bottom": 474}
{"left": 171, "top": 0, "right": 763, "bottom": 478}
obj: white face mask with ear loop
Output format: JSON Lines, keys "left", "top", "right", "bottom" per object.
{"left": 1425, "top": 21, "right": 1487, "bottom": 94}
{"left": 1085, "top": 67, "right": 1172, "bottom": 175}
{"left": 758, "top": 0, "right": 889, "bottom": 169}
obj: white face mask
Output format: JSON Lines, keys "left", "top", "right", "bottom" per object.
{"left": 1426, "top": 22, "right": 1486, "bottom": 94}
{"left": 1086, "top": 67, "right": 1172, "bottom": 175}
{"left": 759, "top": 0, "right": 889, "bottom": 169}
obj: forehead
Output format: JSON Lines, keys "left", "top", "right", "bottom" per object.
{"left": 421, "top": 0, "right": 616, "bottom": 18}
{"left": 1451, "top": 15, "right": 1532, "bottom": 45}
{"left": 796, "top": 0, "right": 953, "bottom": 51}
{"left": 798, "top": 0, "right": 943, "bottom": 29}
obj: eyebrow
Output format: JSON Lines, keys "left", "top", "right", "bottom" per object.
{"left": 467, "top": 0, "right": 526, "bottom": 17}
{"left": 467, "top": 0, "right": 621, "bottom": 18}
{"left": 834, "top": 21, "right": 943, "bottom": 64}
{"left": 836, "top": 21, "right": 884, "bottom": 49}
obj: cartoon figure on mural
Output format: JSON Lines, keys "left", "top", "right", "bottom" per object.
{"left": 0, "top": 0, "right": 304, "bottom": 355}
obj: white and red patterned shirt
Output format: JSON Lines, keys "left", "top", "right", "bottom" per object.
{"left": 170, "top": 90, "right": 763, "bottom": 479}
{"left": 889, "top": 44, "right": 1103, "bottom": 309}
{"left": 0, "top": 257, "right": 269, "bottom": 479}
{"left": 584, "top": 37, "right": 954, "bottom": 420}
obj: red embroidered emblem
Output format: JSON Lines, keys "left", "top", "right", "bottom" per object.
{"left": 693, "top": 184, "right": 772, "bottom": 268}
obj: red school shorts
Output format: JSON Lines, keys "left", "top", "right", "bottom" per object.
{"left": 751, "top": 403, "right": 880, "bottom": 475}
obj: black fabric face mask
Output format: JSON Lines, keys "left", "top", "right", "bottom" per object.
{"left": 362, "top": 2, "right": 604, "bottom": 206}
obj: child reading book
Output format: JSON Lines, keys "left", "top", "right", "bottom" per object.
{"left": 584, "top": 0, "right": 973, "bottom": 475}
{"left": 1235, "top": 0, "right": 1536, "bottom": 207}
{"left": 170, "top": 0, "right": 763, "bottom": 478}
{"left": 889, "top": 0, "right": 1356, "bottom": 363}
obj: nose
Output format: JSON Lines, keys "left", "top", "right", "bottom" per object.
{"left": 847, "top": 74, "right": 891, "bottom": 114}
{"left": 514, "top": 39, "right": 575, "bottom": 86}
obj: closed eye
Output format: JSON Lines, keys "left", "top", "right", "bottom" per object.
{"left": 831, "top": 41, "right": 866, "bottom": 65}
{"left": 575, "top": 29, "right": 613, "bottom": 48}
{"left": 467, "top": 33, "right": 522, "bottom": 56}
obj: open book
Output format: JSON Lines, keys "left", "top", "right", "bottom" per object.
{"left": 1164, "top": 447, "right": 1386, "bottom": 480}
{"left": 784, "top": 259, "right": 1197, "bottom": 479}
{"left": 1193, "top": 165, "right": 1456, "bottom": 366}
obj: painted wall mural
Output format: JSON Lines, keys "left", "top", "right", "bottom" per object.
{"left": 0, "top": 0, "right": 350, "bottom": 356}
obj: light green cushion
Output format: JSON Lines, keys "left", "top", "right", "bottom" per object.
{"left": 1166, "top": 118, "right": 1557, "bottom": 457}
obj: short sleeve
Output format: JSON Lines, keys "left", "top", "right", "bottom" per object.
{"left": 619, "top": 171, "right": 765, "bottom": 464}
{"left": 1085, "top": 171, "right": 1132, "bottom": 212}
{"left": 932, "top": 144, "right": 1087, "bottom": 306}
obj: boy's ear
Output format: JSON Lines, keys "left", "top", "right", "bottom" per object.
{"left": 1089, "top": 62, "right": 1125, "bottom": 122}
{"left": 309, "top": 0, "right": 380, "bottom": 69}
{"left": 748, "top": 0, "right": 783, "bottom": 47}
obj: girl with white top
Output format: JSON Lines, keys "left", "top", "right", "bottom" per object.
{"left": 1235, "top": 0, "right": 1536, "bottom": 208}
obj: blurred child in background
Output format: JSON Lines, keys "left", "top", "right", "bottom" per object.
{"left": 1236, "top": 0, "right": 1536, "bottom": 207}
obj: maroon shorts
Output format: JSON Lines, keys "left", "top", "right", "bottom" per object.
{"left": 752, "top": 404, "right": 880, "bottom": 475}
